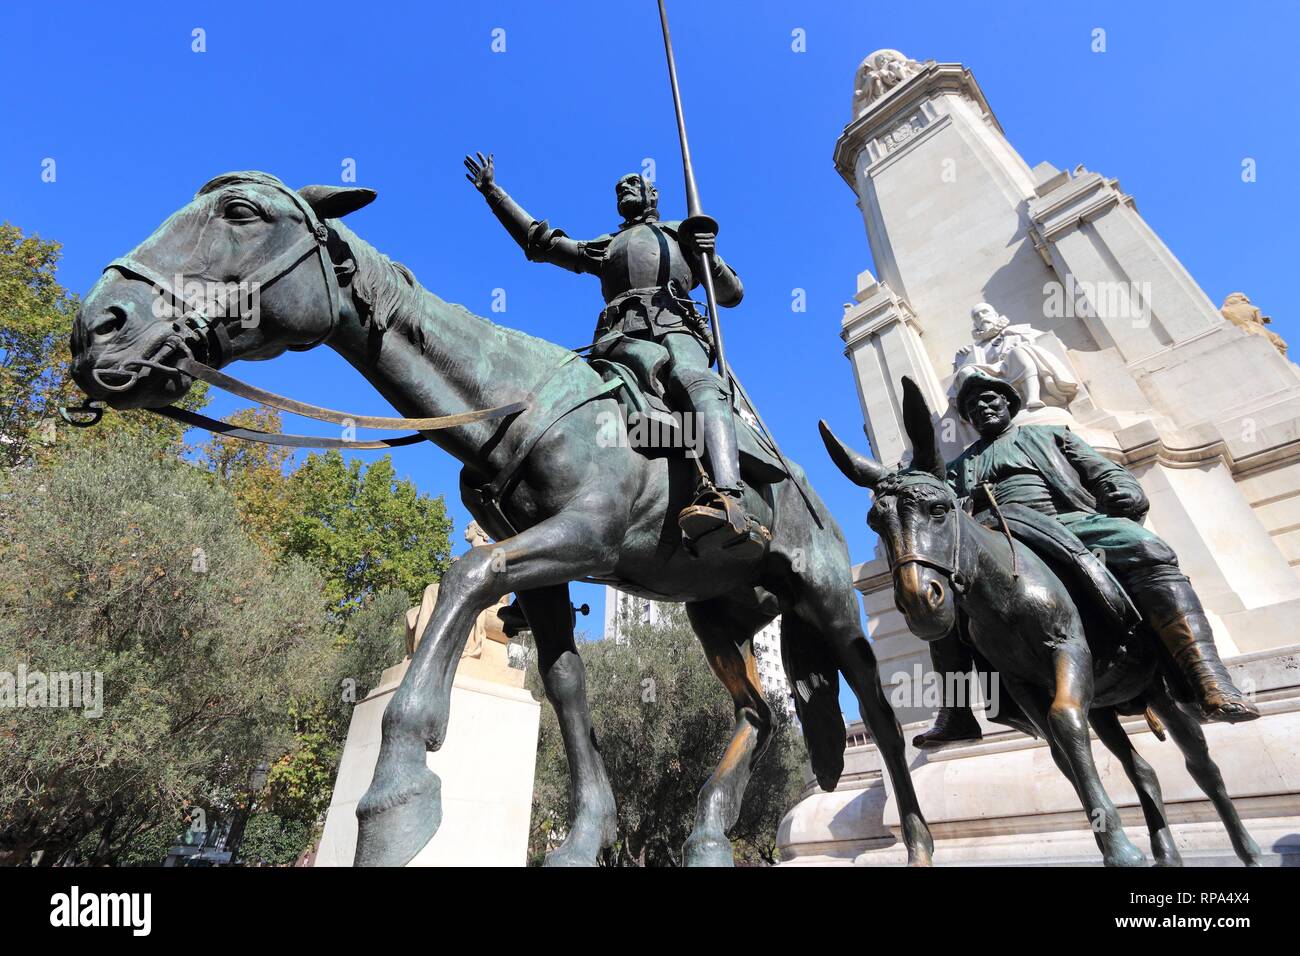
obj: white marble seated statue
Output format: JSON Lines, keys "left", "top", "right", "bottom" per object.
{"left": 950, "top": 302, "right": 1079, "bottom": 413}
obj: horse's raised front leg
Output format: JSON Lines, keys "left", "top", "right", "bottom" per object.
{"left": 1148, "top": 687, "right": 1262, "bottom": 866}
{"left": 681, "top": 596, "right": 774, "bottom": 867}
{"left": 1090, "top": 707, "right": 1182, "bottom": 866}
{"left": 517, "top": 583, "right": 617, "bottom": 867}
{"left": 354, "top": 509, "right": 619, "bottom": 867}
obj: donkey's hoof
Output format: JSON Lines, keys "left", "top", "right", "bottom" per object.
{"left": 683, "top": 833, "right": 735, "bottom": 867}
{"left": 354, "top": 766, "right": 441, "bottom": 867}
{"left": 903, "top": 814, "right": 935, "bottom": 867}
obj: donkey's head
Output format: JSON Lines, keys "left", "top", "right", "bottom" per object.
{"left": 71, "top": 171, "right": 375, "bottom": 409}
{"left": 820, "top": 377, "right": 960, "bottom": 640}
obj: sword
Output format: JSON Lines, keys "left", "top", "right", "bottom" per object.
{"left": 654, "top": 0, "right": 822, "bottom": 528}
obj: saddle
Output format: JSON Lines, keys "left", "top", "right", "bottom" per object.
{"left": 971, "top": 502, "right": 1155, "bottom": 708}
{"left": 586, "top": 332, "right": 787, "bottom": 485}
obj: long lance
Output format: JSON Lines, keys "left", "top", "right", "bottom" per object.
{"left": 655, "top": 0, "right": 729, "bottom": 388}
{"left": 655, "top": 0, "right": 823, "bottom": 527}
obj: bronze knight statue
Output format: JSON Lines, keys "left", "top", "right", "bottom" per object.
{"left": 914, "top": 370, "right": 1258, "bottom": 750}
{"left": 465, "top": 152, "right": 766, "bottom": 558}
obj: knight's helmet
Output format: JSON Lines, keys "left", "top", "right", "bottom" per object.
{"left": 616, "top": 173, "right": 659, "bottom": 221}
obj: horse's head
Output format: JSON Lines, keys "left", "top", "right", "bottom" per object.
{"left": 820, "top": 377, "right": 960, "bottom": 641}
{"left": 71, "top": 171, "right": 375, "bottom": 409}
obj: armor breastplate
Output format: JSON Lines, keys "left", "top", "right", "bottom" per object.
{"left": 600, "top": 222, "right": 694, "bottom": 303}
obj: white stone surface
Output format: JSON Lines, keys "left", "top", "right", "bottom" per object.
{"left": 316, "top": 661, "right": 541, "bottom": 867}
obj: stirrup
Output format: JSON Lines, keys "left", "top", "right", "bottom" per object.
{"left": 678, "top": 485, "right": 770, "bottom": 558}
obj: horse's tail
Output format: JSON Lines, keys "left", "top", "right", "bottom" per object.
{"left": 782, "top": 627, "right": 846, "bottom": 790}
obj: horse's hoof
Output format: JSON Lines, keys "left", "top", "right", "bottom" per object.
{"left": 1104, "top": 841, "right": 1148, "bottom": 868}
{"left": 543, "top": 804, "right": 616, "bottom": 867}
{"left": 354, "top": 765, "right": 441, "bottom": 867}
{"left": 683, "top": 833, "right": 735, "bottom": 867}
{"left": 543, "top": 843, "right": 600, "bottom": 867}
{"left": 1152, "top": 830, "right": 1183, "bottom": 867}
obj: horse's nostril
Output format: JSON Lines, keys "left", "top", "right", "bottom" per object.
{"left": 927, "top": 579, "right": 945, "bottom": 607}
{"left": 92, "top": 306, "right": 127, "bottom": 341}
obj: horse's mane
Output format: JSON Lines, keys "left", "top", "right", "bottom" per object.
{"left": 334, "top": 219, "right": 569, "bottom": 362}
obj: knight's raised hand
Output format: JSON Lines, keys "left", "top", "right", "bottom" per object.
{"left": 463, "top": 152, "right": 495, "bottom": 192}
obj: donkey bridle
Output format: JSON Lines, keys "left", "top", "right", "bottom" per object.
{"left": 884, "top": 473, "right": 968, "bottom": 596}
{"left": 885, "top": 477, "right": 1023, "bottom": 596}
{"left": 64, "top": 178, "right": 526, "bottom": 449}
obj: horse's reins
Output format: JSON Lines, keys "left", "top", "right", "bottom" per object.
{"left": 61, "top": 179, "right": 528, "bottom": 449}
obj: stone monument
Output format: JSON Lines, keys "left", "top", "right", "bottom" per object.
{"left": 780, "top": 50, "right": 1300, "bottom": 866}
{"left": 316, "top": 523, "right": 541, "bottom": 867}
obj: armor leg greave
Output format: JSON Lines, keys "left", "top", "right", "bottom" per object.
{"left": 682, "top": 377, "right": 743, "bottom": 492}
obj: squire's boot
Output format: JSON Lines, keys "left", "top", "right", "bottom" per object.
{"left": 1155, "top": 610, "right": 1259, "bottom": 723}
{"left": 912, "top": 705, "right": 983, "bottom": 750}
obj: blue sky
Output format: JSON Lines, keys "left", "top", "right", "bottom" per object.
{"left": 4, "top": 1, "right": 1297, "bottom": 719}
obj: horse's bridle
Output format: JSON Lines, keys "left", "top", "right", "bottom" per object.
{"left": 95, "top": 179, "right": 341, "bottom": 395}
{"left": 63, "top": 179, "right": 528, "bottom": 449}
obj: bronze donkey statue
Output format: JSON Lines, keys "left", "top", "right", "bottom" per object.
{"left": 820, "top": 378, "right": 1261, "bottom": 867}
{"left": 68, "top": 171, "right": 934, "bottom": 866}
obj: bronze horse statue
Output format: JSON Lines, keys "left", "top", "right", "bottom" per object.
{"left": 68, "top": 171, "right": 934, "bottom": 867}
{"left": 820, "top": 378, "right": 1261, "bottom": 867}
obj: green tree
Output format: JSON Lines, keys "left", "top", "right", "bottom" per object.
{"left": 0, "top": 223, "right": 77, "bottom": 467}
{"left": 0, "top": 222, "right": 209, "bottom": 467}
{"left": 528, "top": 606, "right": 807, "bottom": 866}
{"left": 281, "top": 451, "right": 453, "bottom": 614}
{"left": 0, "top": 433, "right": 338, "bottom": 865}
{"left": 235, "top": 812, "right": 311, "bottom": 867}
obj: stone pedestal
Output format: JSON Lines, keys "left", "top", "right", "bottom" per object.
{"left": 779, "top": 648, "right": 1300, "bottom": 866}
{"left": 782, "top": 48, "right": 1300, "bottom": 866}
{"left": 315, "top": 660, "right": 541, "bottom": 867}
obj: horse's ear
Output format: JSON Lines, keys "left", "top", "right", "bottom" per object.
{"left": 298, "top": 185, "right": 377, "bottom": 220}
{"left": 901, "top": 376, "right": 944, "bottom": 478}
{"left": 819, "top": 420, "right": 886, "bottom": 489}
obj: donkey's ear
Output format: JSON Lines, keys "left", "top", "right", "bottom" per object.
{"left": 901, "top": 376, "right": 944, "bottom": 478}
{"left": 820, "top": 420, "right": 886, "bottom": 488}
{"left": 298, "top": 185, "right": 377, "bottom": 220}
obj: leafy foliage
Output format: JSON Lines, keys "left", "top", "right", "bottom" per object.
{"left": 528, "top": 606, "right": 806, "bottom": 866}
{"left": 0, "top": 434, "right": 338, "bottom": 865}
{"left": 279, "top": 451, "right": 453, "bottom": 614}
{"left": 236, "top": 812, "right": 311, "bottom": 867}
{"left": 0, "top": 222, "right": 209, "bottom": 467}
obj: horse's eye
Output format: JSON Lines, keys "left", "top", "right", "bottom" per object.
{"left": 929, "top": 503, "right": 949, "bottom": 518}
{"left": 223, "top": 199, "right": 261, "bottom": 222}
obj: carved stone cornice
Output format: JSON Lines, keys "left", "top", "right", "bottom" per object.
{"left": 1027, "top": 170, "right": 1137, "bottom": 249}
{"left": 833, "top": 61, "right": 1000, "bottom": 188}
